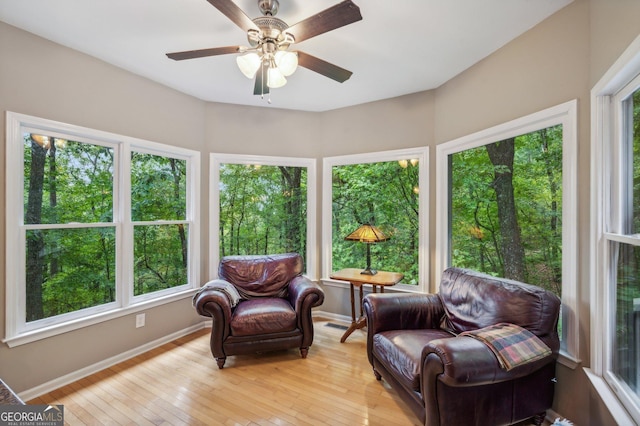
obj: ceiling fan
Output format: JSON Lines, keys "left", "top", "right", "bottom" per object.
{"left": 166, "top": 0, "right": 362, "bottom": 97}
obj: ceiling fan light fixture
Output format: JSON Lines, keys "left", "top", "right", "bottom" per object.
{"left": 267, "top": 63, "right": 287, "bottom": 88}
{"left": 275, "top": 50, "right": 298, "bottom": 76}
{"left": 236, "top": 52, "right": 261, "bottom": 78}
{"left": 166, "top": 0, "right": 363, "bottom": 98}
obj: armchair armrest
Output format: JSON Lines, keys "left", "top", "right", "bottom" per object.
{"left": 193, "top": 286, "right": 236, "bottom": 360}
{"left": 288, "top": 275, "right": 325, "bottom": 313}
{"left": 193, "top": 287, "right": 233, "bottom": 339}
{"left": 288, "top": 275, "right": 325, "bottom": 349}
{"left": 363, "top": 293, "right": 445, "bottom": 335}
{"left": 422, "top": 335, "right": 556, "bottom": 388}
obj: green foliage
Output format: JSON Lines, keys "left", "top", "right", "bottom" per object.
{"left": 332, "top": 160, "right": 420, "bottom": 284}
{"left": 218, "top": 164, "right": 307, "bottom": 261}
{"left": 133, "top": 225, "right": 188, "bottom": 295}
{"left": 131, "top": 152, "right": 186, "bottom": 221}
{"left": 131, "top": 153, "right": 189, "bottom": 294}
{"left": 632, "top": 89, "right": 640, "bottom": 233}
{"left": 23, "top": 138, "right": 114, "bottom": 224}
{"left": 31, "top": 227, "right": 116, "bottom": 319}
{"left": 450, "top": 125, "right": 563, "bottom": 296}
{"left": 23, "top": 137, "right": 189, "bottom": 321}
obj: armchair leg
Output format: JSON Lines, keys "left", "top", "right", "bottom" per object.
{"left": 373, "top": 369, "right": 381, "bottom": 381}
{"left": 300, "top": 347, "right": 309, "bottom": 359}
{"left": 531, "top": 412, "right": 546, "bottom": 426}
{"left": 215, "top": 357, "right": 226, "bottom": 369}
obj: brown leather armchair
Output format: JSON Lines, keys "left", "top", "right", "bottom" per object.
{"left": 193, "top": 253, "right": 324, "bottom": 368}
{"left": 363, "top": 267, "right": 561, "bottom": 426}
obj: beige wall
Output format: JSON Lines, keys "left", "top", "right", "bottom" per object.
{"left": 2, "top": 0, "right": 640, "bottom": 423}
{"left": 0, "top": 21, "right": 208, "bottom": 393}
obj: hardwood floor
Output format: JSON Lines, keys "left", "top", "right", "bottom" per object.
{"left": 28, "top": 318, "right": 421, "bottom": 425}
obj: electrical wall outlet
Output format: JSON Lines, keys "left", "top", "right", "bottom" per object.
{"left": 136, "top": 313, "right": 145, "bottom": 328}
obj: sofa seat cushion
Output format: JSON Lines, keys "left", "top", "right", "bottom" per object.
{"left": 373, "top": 329, "right": 453, "bottom": 391}
{"left": 230, "top": 298, "right": 297, "bottom": 337}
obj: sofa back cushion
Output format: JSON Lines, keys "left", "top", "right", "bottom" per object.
{"left": 438, "top": 267, "right": 560, "bottom": 340}
{"left": 219, "top": 253, "right": 303, "bottom": 298}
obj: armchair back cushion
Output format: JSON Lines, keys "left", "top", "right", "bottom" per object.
{"left": 219, "top": 253, "right": 303, "bottom": 298}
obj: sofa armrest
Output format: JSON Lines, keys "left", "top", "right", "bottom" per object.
{"left": 363, "top": 293, "right": 445, "bottom": 335}
{"left": 422, "top": 335, "right": 556, "bottom": 388}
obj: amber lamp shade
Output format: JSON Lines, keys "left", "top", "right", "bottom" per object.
{"left": 344, "top": 224, "right": 390, "bottom": 275}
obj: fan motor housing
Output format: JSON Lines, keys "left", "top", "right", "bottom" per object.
{"left": 249, "top": 16, "right": 291, "bottom": 47}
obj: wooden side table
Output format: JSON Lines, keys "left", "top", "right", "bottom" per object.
{"left": 330, "top": 268, "right": 404, "bottom": 342}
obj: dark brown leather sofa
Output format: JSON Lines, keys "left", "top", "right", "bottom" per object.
{"left": 363, "top": 267, "right": 561, "bottom": 426}
{"left": 193, "top": 253, "right": 324, "bottom": 368}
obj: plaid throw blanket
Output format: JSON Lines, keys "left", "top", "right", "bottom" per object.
{"left": 460, "top": 323, "right": 551, "bottom": 371}
{"left": 193, "top": 279, "right": 242, "bottom": 307}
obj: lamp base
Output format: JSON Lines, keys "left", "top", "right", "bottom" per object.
{"left": 360, "top": 268, "right": 377, "bottom": 275}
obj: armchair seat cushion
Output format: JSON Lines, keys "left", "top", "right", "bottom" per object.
{"left": 374, "top": 329, "right": 453, "bottom": 391}
{"left": 230, "top": 298, "right": 297, "bottom": 337}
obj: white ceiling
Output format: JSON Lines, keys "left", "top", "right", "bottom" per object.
{"left": 0, "top": 0, "right": 573, "bottom": 112}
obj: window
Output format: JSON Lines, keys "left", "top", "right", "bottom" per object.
{"left": 210, "top": 154, "right": 316, "bottom": 278}
{"left": 5, "top": 112, "right": 200, "bottom": 346}
{"left": 436, "top": 101, "right": 579, "bottom": 362}
{"left": 130, "top": 151, "right": 191, "bottom": 298}
{"left": 323, "top": 148, "right": 428, "bottom": 292}
{"left": 591, "top": 34, "right": 640, "bottom": 424}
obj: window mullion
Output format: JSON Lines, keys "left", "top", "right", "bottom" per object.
{"left": 118, "top": 142, "right": 132, "bottom": 308}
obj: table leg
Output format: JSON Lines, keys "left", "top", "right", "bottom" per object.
{"left": 341, "top": 283, "right": 357, "bottom": 343}
{"left": 349, "top": 282, "right": 356, "bottom": 323}
{"left": 341, "top": 282, "right": 368, "bottom": 343}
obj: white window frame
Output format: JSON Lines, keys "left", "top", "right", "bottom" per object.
{"left": 5, "top": 112, "right": 201, "bottom": 347}
{"left": 209, "top": 153, "right": 317, "bottom": 280}
{"left": 435, "top": 100, "right": 580, "bottom": 366}
{"left": 322, "top": 147, "right": 429, "bottom": 293}
{"left": 590, "top": 34, "right": 640, "bottom": 424}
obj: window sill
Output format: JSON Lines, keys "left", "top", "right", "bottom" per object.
{"left": 584, "top": 368, "right": 636, "bottom": 425}
{"left": 557, "top": 350, "right": 581, "bottom": 370}
{"left": 3, "top": 289, "right": 197, "bottom": 348}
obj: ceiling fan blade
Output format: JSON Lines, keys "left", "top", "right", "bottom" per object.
{"left": 166, "top": 46, "right": 240, "bottom": 61}
{"left": 297, "top": 51, "right": 353, "bottom": 83}
{"left": 253, "top": 64, "right": 270, "bottom": 96}
{"left": 286, "top": 0, "right": 362, "bottom": 44}
{"left": 204, "top": 0, "right": 260, "bottom": 33}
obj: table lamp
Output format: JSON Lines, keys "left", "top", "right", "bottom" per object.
{"left": 344, "top": 223, "right": 390, "bottom": 275}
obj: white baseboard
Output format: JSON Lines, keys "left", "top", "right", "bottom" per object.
{"left": 19, "top": 322, "right": 208, "bottom": 401}
{"left": 312, "top": 310, "right": 351, "bottom": 324}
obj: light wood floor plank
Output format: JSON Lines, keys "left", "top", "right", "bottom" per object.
{"left": 29, "top": 319, "right": 421, "bottom": 425}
